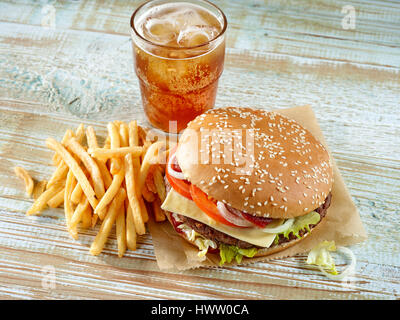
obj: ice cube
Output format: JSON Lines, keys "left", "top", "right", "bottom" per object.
{"left": 172, "top": 8, "right": 208, "bottom": 32}
{"left": 142, "top": 17, "right": 176, "bottom": 45}
{"left": 177, "top": 25, "right": 218, "bottom": 47}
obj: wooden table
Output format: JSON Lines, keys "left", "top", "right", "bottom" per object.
{"left": 0, "top": 0, "right": 399, "bottom": 300}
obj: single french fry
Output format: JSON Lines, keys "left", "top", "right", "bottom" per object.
{"left": 70, "top": 182, "right": 83, "bottom": 205}
{"left": 145, "top": 165, "right": 157, "bottom": 194}
{"left": 52, "top": 129, "right": 74, "bottom": 166}
{"left": 107, "top": 122, "right": 121, "bottom": 174}
{"left": 89, "top": 146, "right": 143, "bottom": 160}
{"left": 75, "top": 123, "right": 85, "bottom": 143}
{"left": 142, "top": 183, "right": 155, "bottom": 202}
{"left": 153, "top": 166, "right": 166, "bottom": 203}
{"left": 46, "top": 162, "right": 68, "bottom": 189}
{"left": 141, "top": 140, "right": 152, "bottom": 163}
{"left": 139, "top": 196, "right": 149, "bottom": 223}
{"left": 32, "top": 180, "right": 47, "bottom": 200}
{"left": 137, "top": 125, "right": 148, "bottom": 146}
{"left": 86, "top": 126, "right": 113, "bottom": 189}
{"left": 104, "top": 136, "right": 111, "bottom": 149}
{"left": 70, "top": 196, "right": 90, "bottom": 231}
{"left": 81, "top": 205, "right": 92, "bottom": 229}
{"left": 116, "top": 202, "right": 127, "bottom": 258}
{"left": 91, "top": 213, "right": 99, "bottom": 228}
{"left": 14, "top": 166, "right": 34, "bottom": 196}
{"left": 125, "top": 199, "right": 137, "bottom": 251}
{"left": 124, "top": 154, "right": 146, "bottom": 235}
{"left": 86, "top": 126, "right": 98, "bottom": 149}
{"left": 119, "top": 122, "right": 129, "bottom": 148}
{"left": 153, "top": 197, "right": 166, "bottom": 222}
{"left": 65, "top": 137, "right": 105, "bottom": 201}
{"left": 139, "top": 141, "right": 166, "bottom": 195}
{"left": 47, "top": 187, "right": 65, "bottom": 208}
{"left": 26, "top": 182, "right": 64, "bottom": 216}
{"left": 128, "top": 121, "right": 139, "bottom": 147}
{"left": 53, "top": 124, "right": 84, "bottom": 166}
{"left": 46, "top": 138, "right": 98, "bottom": 210}
{"left": 94, "top": 165, "right": 125, "bottom": 218}
{"left": 98, "top": 161, "right": 113, "bottom": 189}
{"left": 64, "top": 170, "right": 76, "bottom": 228}
{"left": 89, "top": 188, "right": 126, "bottom": 256}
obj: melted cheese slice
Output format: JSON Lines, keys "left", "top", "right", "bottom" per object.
{"left": 161, "top": 190, "right": 281, "bottom": 248}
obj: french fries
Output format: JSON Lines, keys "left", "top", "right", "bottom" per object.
{"left": 65, "top": 137, "right": 105, "bottom": 201}
{"left": 16, "top": 121, "right": 170, "bottom": 258}
{"left": 139, "top": 141, "right": 166, "bottom": 195}
{"left": 46, "top": 138, "right": 98, "bottom": 210}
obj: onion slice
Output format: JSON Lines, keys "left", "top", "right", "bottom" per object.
{"left": 318, "top": 246, "right": 357, "bottom": 281}
{"left": 262, "top": 218, "right": 294, "bottom": 233}
{"left": 167, "top": 152, "right": 186, "bottom": 180}
{"left": 216, "top": 201, "right": 254, "bottom": 227}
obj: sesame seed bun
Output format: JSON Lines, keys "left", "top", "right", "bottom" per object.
{"left": 176, "top": 107, "right": 333, "bottom": 219}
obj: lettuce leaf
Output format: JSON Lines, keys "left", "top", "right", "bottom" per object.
{"left": 219, "top": 244, "right": 258, "bottom": 266}
{"left": 273, "top": 211, "right": 320, "bottom": 245}
{"left": 283, "top": 211, "right": 320, "bottom": 239}
{"left": 306, "top": 240, "right": 338, "bottom": 275}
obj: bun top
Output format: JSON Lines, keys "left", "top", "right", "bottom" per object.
{"left": 176, "top": 107, "right": 333, "bottom": 219}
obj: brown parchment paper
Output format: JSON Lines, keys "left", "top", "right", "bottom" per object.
{"left": 148, "top": 105, "right": 368, "bottom": 271}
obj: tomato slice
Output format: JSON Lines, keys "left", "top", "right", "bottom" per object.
{"left": 166, "top": 172, "right": 192, "bottom": 200}
{"left": 241, "top": 212, "right": 273, "bottom": 228}
{"left": 190, "top": 184, "right": 238, "bottom": 227}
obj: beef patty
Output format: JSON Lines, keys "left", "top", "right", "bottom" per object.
{"left": 176, "top": 192, "right": 332, "bottom": 249}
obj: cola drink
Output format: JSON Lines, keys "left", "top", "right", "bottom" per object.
{"left": 130, "top": 0, "right": 227, "bottom": 133}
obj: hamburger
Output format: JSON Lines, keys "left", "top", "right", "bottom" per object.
{"left": 161, "top": 107, "right": 333, "bottom": 265}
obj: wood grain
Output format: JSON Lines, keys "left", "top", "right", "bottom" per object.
{"left": 0, "top": 0, "right": 399, "bottom": 300}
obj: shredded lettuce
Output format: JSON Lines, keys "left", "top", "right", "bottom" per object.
{"left": 219, "top": 244, "right": 258, "bottom": 266}
{"left": 306, "top": 240, "right": 338, "bottom": 275}
{"left": 195, "top": 238, "right": 218, "bottom": 258}
{"left": 177, "top": 221, "right": 217, "bottom": 258}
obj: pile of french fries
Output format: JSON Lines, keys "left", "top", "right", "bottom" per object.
{"left": 14, "top": 121, "right": 171, "bottom": 257}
